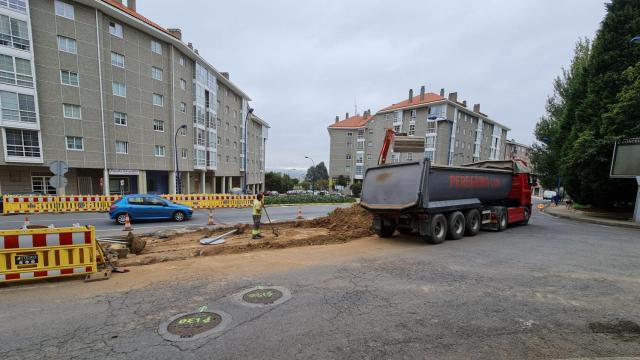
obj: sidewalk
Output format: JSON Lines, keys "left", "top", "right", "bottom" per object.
{"left": 543, "top": 205, "right": 640, "bottom": 230}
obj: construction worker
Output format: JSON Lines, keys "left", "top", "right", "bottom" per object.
{"left": 252, "top": 193, "right": 265, "bottom": 239}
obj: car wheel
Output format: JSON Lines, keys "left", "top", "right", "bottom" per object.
{"left": 173, "top": 211, "right": 186, "bottom": 222}
{"left": 446, "top": 211, "right": 465, "bottom": 240}
{"left": 115, "top": 213, "right": 128, "bottom": 225}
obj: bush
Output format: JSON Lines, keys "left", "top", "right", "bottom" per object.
{"left": 264, "top": 195, "right": 356, "bottom": 205}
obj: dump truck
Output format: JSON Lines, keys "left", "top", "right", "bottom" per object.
{"left": 360, "top": 159, "right": 533, "bottom": 244}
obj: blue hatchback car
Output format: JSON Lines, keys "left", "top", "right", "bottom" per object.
{"left": 109, "top": 194, "right": 194, "bottom": 224}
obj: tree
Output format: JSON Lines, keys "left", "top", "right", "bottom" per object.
{"left": 350, "top": 182, "right": 362, "bottom": 197}
{"left": 335, "top": 175, "right": 349, "bottom": 189}
{"left": 265, "top": 172, "right": 299, "bottom": 193}
{"left": 532, "top": 0, "right": 640, "bottom": 207}
{"left": 304, "top": 161, "right": 329, "bottom": 191}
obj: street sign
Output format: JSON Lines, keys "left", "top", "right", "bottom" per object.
{"left": 49, "top": 176, "right": 68, "bottom": 189}
{"left": 49, "top": 161, "right": 69, "bottom": 175}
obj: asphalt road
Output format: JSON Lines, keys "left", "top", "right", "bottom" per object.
{"left": 0, "top": 204, "right": 349, "bottom": 237}
{"left": 1, "top": 207, "right": 640, "bottom": 359}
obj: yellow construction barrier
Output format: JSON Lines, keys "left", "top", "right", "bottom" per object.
{"left": 2, "top": 194, "right": 255, "bottom": 215}
{"left": 0, "top": 226, "right": 97, "bottom": 283}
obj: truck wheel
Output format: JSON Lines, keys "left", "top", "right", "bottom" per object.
{"left": 521, "top": 208, "right": 530, "bottom": 225}
{"left": 422, "top": 213, "right": 447, "bottom": 244}
{"left": 376, "top": 223, "right": 396, "bottom": 238}
{"left": 498, "top": 211, "right": 508, "bottom": 231}
{"left": 464, "top": 209, "right": 481, "bottom": 236}
{"left": 397, "top": 227, "right": 413, "bottom": 235}
{"left": 446, "top": 212, "right": 465, "bottom": 240}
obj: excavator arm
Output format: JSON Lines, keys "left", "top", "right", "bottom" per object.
{"left": 378, "top": 128, "right": 396, "bottom": 165}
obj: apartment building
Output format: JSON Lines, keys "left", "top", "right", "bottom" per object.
{"left": 504, "top": 139, "right": 532, "bottom": 164}
{"left": 0, "top": 0, "right": 268, "bottom": 196}
{"left": 328, "top": 86, "right": 510, "bottom": 185}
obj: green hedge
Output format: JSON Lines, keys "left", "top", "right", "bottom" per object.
{"left": 265, "top": 195, "right": 356, "bottom": 205}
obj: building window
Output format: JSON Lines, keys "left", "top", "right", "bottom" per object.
{"left": 153, "top": 93, "right": 164, "bottom": 106}
{"left": 180, "top": 102, "right": 186, "bottom": 113}
{"left": 426, "top": 121, "right": 436, "bottom": 134}
{"left": 407, "top": 153, "right": 413, "bottom": 161}
{"left": 181, "top": 148, "right": 188, "bottom": 159}
{"left": 0, "top": 0, "right": 26, "bottom": 13}
{"left": 153, "top": 119, "right": 164, "bottom": 132}
{"left": 0, "top": 55, "right": 33, "bottom": 87}
{"left": 226, "top": 155, "right": 229, "bottom": 163}
{"left": 115, "top": 140, "right": 128, "bottom": 154}
{"left": 60, "top": 70, "right": 79, "bottom": 86}
{"left": 408, "top": 124, "right": 415, "bottom": 136}
{"left": 0, "top": 91, "right": 35, "bottom": 123}
{"left": 347, "top": 131, "right": 353, "bottom": 137}
{"left": 5, "top": 128, "right": 40, "bottom": 157}
{"left": 367, "top": 154, "right": 372, "bottom": 161}
{"left": 345, "top": 166, "right": 351, "bottom": 173}
{"left": 109, "top": 21, "right": 123, "bottom": 38}
{"left": 65, "top": 136, "right": 83, "bottom": 151}
{"left": 411, "top": 110, "right": 417, "bottom": 119}
{"left": 112, "top": 82, "right": 126, "bottom": 97}
{"left": 179, "top": 126, "right": 187, "bottom": 136}
{"left": 151, "top": 39, "right": 162, "bottom": 54}
{"left": 114, "top": 111, "right": 127, "bottom": 126}
{"left": 393, "top": 125, "right": 401, "bottom": 133}
{"left": 179, "top": 56, "right": 185, "bottom": 66}
{"left": 110, "top": 52, "right": 125, "bottom": 68}
{"left": 455, "top": 140, "right": 459, "bottom": 148}
{"left": 63, "top": 103, "right": 81, "bottom": 119}
{"left": 55, "top": 1, "right": 75, "bottom": 20}
{"left": 31, "top": 175, "right": 56, "bottom": 194}
{"left": 180, "top": 78, "right": 186, "bottom": 90}
{"left": 154, "top": 145, "right": 165, "bottom": 157}
{"left": 233, "top": 110, "right": 237, "bottom": 118}
{"left": 346, "top": 154, "right": 352, "bottom": 160}
{"left": 151, "top": 66, "right": 163, "bottom": 81}
{"left": 425, "top": 136, "right": 435, "bottom": 148}
{"left": 0, "top": 15, "right": 29, "bottom": 50}
{"left": 57, "top": 35, "right": 76, "bottom": 53}
{"left": 424, "top": 150, "right": 434, "bottom": 160}
{"left": 367, "top": 141, "right": 373, "bottom": 147}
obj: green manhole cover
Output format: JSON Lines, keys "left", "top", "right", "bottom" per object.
{"left": 242, "top": 288, "right": 284, "bottom": 305}
{"left": 166, "top": 312, "right": 222, "bottom": 339}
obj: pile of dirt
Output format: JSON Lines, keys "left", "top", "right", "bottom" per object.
{"left": 301, "top": 205, "right": 374, "bottom": 239}
{"left": 113, "top": 204, "right": 375, "bottom": 267}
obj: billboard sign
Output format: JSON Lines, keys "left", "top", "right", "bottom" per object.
{"left": 610, "top": 138, "right": 640, "bottom": 178}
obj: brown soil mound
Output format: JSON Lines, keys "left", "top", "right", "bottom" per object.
{"left": 115, "top": 204, "right": 375, "bottom": 267}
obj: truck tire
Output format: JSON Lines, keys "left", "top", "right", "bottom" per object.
{"left": 446, "top": 212, "right": 465, "bottom": 240}
{"left": 464, "top": 209, "right": 481, "bottom": 236}
{"left": 376, "top": 223, "right": 396, "bottom": 238}
{"left": 498, "top": 211, "right": 508, "bottom": 231}
{"left": 397, "top": 227, "right": 413, "bottom": 235}
{"left": 521, "top": 208, "right": 530, "bottom": 225}
{"left": 422, "top": 213, "right": 447, "bottom": 244}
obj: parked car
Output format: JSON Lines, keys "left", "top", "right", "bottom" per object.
{"left": 542, "top": 190, "right": 557, "bottom": 200}
{"left": 109, "top": 194, "right": 194, "bottom": 224}
{"left": 266, "top": 191, "right": 279, "bottom": 196}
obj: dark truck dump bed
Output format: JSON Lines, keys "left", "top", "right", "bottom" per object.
{"left": 360, "top": 160, "right": 525, "bottom": 213}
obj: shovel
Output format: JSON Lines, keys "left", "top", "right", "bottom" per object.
{"left": 263, "top": 207, "right": 280, "bottom": 237}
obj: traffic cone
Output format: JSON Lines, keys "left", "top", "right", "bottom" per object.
{"left": 207, "top": 209, "right": 215, "bottom": 225}
{"left": 22, "top": 216, "right": 30, "bottom": 229}
{"left": 296, "top": 206, "right": 304, "bottom": 220}
{"left": 122, "top": 213, "right": 133, "bottom": 231}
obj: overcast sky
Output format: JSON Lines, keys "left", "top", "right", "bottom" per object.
{"left": 140, "top": 0, "right": 607, "bottom": 169}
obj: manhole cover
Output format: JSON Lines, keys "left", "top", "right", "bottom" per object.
{"left": 233, "top": 286, "right": 292, "bottom": 308}
{"left": 167, "top": 312, "right": 222, "bottom": 338}
{"left": 242, "top": 288, "right": 283, "bottom": 305}
{"left": 159, "top": 310, "right": 232, "bottom": 342}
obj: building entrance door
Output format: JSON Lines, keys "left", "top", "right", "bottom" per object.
{"left": 78, "top": 177, "right": 93, "bottom": 194}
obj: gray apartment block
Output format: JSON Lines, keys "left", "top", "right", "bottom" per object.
{"left": 328, "top": 86, "right": 510, "bottom": 185}
{"left": 0, "top": 0, "right": 268, "bottom": 196}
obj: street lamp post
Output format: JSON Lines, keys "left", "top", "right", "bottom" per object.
{"left": 305, "top": 156, "right": 315, "bottom": 192}
{"left": 174, "top": 124, "right": 188, "bottom": 194}
{"left": 243, "top": 107, "right": 254, "bottom": 194}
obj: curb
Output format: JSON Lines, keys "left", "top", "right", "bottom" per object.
{"left": 541, "top": 208, "right": 640, "bottom": 230}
